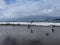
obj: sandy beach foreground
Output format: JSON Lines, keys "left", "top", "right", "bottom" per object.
{"left": 0, "top": 22, "right": 59, "bottom": 45}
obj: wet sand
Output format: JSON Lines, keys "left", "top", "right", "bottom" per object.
{"left": 0, "top": 23, "right": 59, "bottom": 45}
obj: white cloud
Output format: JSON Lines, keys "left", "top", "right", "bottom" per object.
{"left": 0, "top": 0, "right": 60, "bottom": 19}
{"left": 41, "top": 9, "right": 53, "bottom": 14}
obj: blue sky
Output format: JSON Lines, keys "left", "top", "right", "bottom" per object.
{"left": 4, "top": 0, "right": 16, "bottom": 4}
{"left": 0, "top": 0, "right": 60, "bottom": 19}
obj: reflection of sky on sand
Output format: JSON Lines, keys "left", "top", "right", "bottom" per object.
{"left": 0, "top": 23, "right": 59, "bottom": 45}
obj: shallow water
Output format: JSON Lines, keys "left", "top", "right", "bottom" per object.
{"left": 0, "top": 25, "right": 60, "bottom": 45}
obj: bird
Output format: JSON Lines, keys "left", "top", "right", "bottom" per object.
{"left": 45, "top": 32, "right": 49, "bottom": 36}
{"left": 30, "top": 20, "right": 34, "bottom": 24}
{"left": 31, "top": 29, "right": 33, "bottom": 34}
{"left": 52, "top": 28, "right": 55, "bottom": 33}
{"left": 27, "top": 24, "right": 30, "bottom": 29}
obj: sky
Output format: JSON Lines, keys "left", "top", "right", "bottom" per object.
{"left": 0, "top": 0, "right": 60, "bottom": 19}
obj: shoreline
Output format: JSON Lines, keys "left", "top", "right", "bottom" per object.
{"left": 0, "top": 22, "right": 59, "bottom": 26}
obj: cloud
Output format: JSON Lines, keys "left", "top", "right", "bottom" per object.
{"left": 0, "top": 0, "right": 60, "bottom": 19}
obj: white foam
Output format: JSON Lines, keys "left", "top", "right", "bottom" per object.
{"left": 0, "top": 22, "right": 60, "bottom": 26}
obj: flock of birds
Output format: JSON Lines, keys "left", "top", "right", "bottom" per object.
{"left": 27, "top": 21, "right": 55, "bottom": 36}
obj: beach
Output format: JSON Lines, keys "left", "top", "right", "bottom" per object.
{"left": 0, "top": 22, "right": 60, "bottom": 45}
